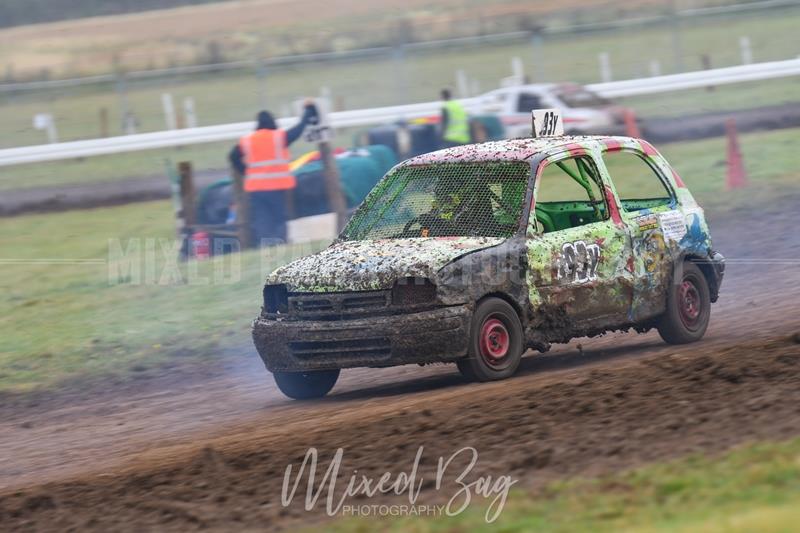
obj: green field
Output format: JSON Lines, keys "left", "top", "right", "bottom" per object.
{"left": 0, "top": 141, "right": 234, "bottom": 191}
{"left": 326, "top": 437, "right": 800, "bottom": 532}
{"left": 0, "top": 199, "right": 326, "bottom": 392}
{"left": 0, "top": 127, "right": 798, "bottom": 394}
{"left": 1, "top": 4, "right": 799, "bottom": 192}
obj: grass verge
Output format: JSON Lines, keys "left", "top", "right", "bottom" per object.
{"left": 0, "top": 200, "right": 326, "bottom": 392}
{"left": 323, "top": 437, "right": 800, "bottom": 532}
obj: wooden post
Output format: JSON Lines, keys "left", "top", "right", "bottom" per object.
{"left": 701, "top": 54, "right": 715, "bottom": 92}
{"left": 319, "top": 141, "right": 348, "bottom": 232}
{"left": 176, "top": 161, "right": 196, "bottom": 260}
{"left": 299, "top": 98, "right": 347, "bottom": 234}
{"left": 178, "top": 162, "right": 196, "bottom": 229}
{"left": 232, "top": 168, "right": 251, "bottom": 249}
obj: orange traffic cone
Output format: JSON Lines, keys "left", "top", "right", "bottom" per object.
{"left": 623, "top": 108, "right": 642, "bottom": 138}
{"left": 725, "top": 118, "right": 748, "bottom": 190}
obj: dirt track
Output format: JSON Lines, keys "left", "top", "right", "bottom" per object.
{"left": 1, "top": 200, "right": 800, "bottom": 530}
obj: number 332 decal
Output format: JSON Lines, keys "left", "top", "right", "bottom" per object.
{"left": 555, "top": 240, "right": 601, "bottom": 283}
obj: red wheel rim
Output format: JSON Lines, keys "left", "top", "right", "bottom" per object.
{"left": 479, "top": 317, "right": 510, "bottom": 366}
{"left": 678, "top": 279, "right": 701, "bottom": 328}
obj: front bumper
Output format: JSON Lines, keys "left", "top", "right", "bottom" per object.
{"left": 252, "top": 305, "right": 471, "bottom": 372}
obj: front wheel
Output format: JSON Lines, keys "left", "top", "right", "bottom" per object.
{"left": 657, "top": 261, "right": 711, "bottom": 344}
{"left": 273, "top": 369, "right": 340, "bottom": 400}
{"left": 458, "top": 297, "right": 524, "bottom": 382}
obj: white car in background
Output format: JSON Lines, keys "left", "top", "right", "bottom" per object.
{"left": 472, "top": 83, "right": 624, "bottom": 137}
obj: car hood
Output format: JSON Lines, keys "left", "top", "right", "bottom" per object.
{"left": 268, "top": 237, "right": 505, "bottom": 292}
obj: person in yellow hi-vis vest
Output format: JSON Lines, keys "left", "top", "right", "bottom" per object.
{"left": 229, "top": 100, "right": 318, "bottom": 244}
{"left": 439, "top": 88, "right": 470, "bottom": 149}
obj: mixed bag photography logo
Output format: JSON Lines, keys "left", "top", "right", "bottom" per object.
{"left": 282, "top": 446, "right": 518, "bottom": 522}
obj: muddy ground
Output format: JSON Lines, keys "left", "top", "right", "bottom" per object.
{"left": 1, "top": 196, "right": 799, "bottom": 531}
{"left": 3, "top": 102, "right": 799, "bottom": 217}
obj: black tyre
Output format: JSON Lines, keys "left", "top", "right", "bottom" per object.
{"left": 273, "top": 369, "right": 340, "bottom": 400}
{"left": 657, "top": 261, "right": 711, "bottom": 344}
{"left": 457, "top": 298, "right": 524, "bottom": 382}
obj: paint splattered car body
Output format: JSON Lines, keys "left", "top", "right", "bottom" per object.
{"left": 252, "top": 135, "right": 725, "bottom": 375}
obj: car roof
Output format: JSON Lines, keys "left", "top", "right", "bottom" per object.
{"left": 402, "top": 135, "right": 636, "bottom": 166}
{"left": 486, "top": 84, "right": 556, "bottom": 94}
{"left": 485, "top": 82, "right": 587, "bottom": 96}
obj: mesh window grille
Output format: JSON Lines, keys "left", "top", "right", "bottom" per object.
{"left": 343, "top": 161, "right": 531, "bottom": 240}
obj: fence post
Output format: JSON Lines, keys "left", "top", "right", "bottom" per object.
{"left": 162, "top": 93, "right": 177, "bottom": 130}
{"left": 178, "top": 162, "right": 196, "bottom": 228}
{"left": 511, "top": 56, "right": 525, "bottom": 83}
{"left": 320, "top": 141, "right": 348, "bottom": 232}
{"left": 598, "top": 52, "right": 612, "bottom": 83}
{"left": 739, "top": 36, "right": 753, "bottom": 65}
{"left": 183, "top": 97, "right": 197, "bottom": 128}
{"left": 456, "top": 69, "right": 469, "bottom": 97}
{"left": 232, "top": 168, "right": 251, "bottom": 249}
{"left": 701, "top": 54, "right": 715, "bottom": 92}
{"left": 114, "top": 61, "right": 133, "bottom": 135}
{"left": 99, "top": 107, "right": 109, "bottom": 138}
{"left": 649, "top": 59, "right": 661, "bottom": 77}
{"left": 177, "top": 161, "right": 196, "bottom": 258}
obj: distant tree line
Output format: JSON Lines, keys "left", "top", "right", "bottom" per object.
{"left": 0, "top": 0, "right": 229, "bottom": 28}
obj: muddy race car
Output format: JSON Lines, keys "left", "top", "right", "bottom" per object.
{"left": 253, "top": 112, "right": 724, "bottom": 399}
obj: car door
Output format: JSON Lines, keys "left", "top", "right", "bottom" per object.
{"left": 598, "top": 145, "right": 679, "bottom": 322}
{"left": 526, "top": 150, "right": 634, "bottom": 328}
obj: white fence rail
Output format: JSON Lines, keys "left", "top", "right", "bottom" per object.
{"left": 587, "top": 58, "right": 800, "bottom": 98}
{"left": 1, "top": 58, "right": 799, "bottom": 168}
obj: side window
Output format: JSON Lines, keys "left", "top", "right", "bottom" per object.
{"left": 517, "top": 93, "right": 542, "bottom": 112}
{"left": 534, "top": 156, "right": 607, "bottom": 234}
{"left": 602, "top": 151, "right": 673, "bottom": 212}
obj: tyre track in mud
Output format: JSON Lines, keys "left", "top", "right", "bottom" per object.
{"left": 1, "top": 200, "right": 799, "bottom": 530}
{"left": 2, "top": 332, "right": 800, "bottom": 531}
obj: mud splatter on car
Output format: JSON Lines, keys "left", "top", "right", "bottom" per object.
{"left": 253, "top": 129, "right": 725, "bottom": 399}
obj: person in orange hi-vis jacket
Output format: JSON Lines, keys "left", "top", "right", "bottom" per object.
{"left": 229, "top": 100, "right": 318, "bottom": 244}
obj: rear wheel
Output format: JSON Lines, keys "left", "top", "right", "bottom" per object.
{"left": 458, "top": 298, "right": 524, "bottom": 382}
{"left": 657, "top": 261, "right": 711, "bottom": 344}
{"left": 273, "top": 369, "right": 340, "bottom": 400}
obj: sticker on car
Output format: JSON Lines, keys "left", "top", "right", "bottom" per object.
{"left": 659, "top": 211, "right": 688, "bottom": 242}
{"left": 555, "top": 240, "right": 601, "bottom": 283}
{"left": 635, "top": 213, "right": 660, "bottom": 232}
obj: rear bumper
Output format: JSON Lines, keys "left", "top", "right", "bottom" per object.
{"left": 252, "top": 305, "right": 471, "bottom": 372}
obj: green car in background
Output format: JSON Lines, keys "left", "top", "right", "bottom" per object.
{"left": 253, "top": 125, "right": 725, "bottom": 399}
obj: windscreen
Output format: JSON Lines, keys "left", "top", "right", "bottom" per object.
{"left": 555, "top": 86, "right": 610, "bottom": 108}
{"left": 342, "top": 162, "right": 531, "bottom": 240}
